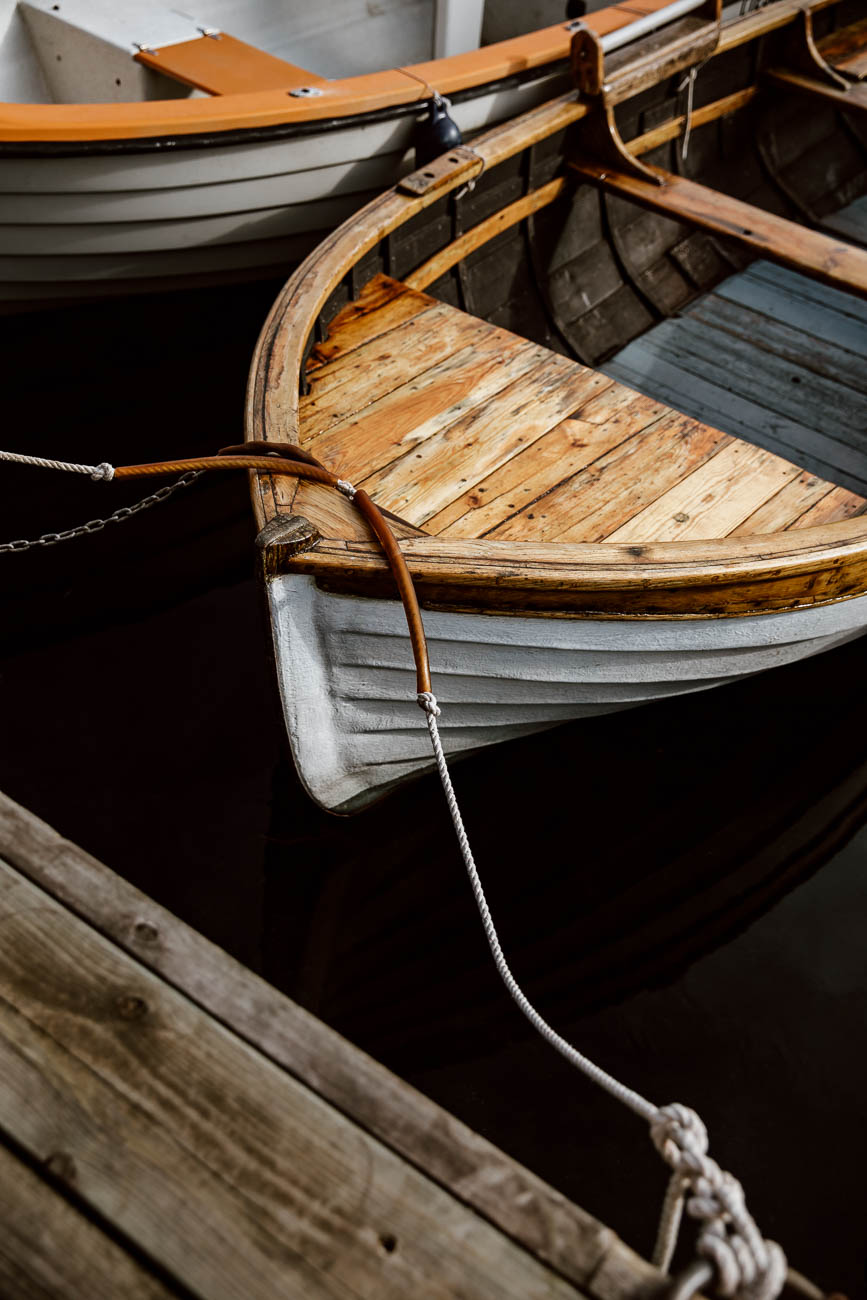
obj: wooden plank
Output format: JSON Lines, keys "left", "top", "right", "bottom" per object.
{"left": 431, "top": 385, "right": 664, "bottom": 538}
{"left": 305, "top": 302, "right": 464, "bottom": 404}
{"left": 304, "top": 304, "right": 526, "bottom": 444}
{"left": 605, "top": 338, "right": 867, "bottom": 495}
{"left": 568, "top": 158, "right": 867, "bottom": 300}
{"left": 489, "top": 411, "right": 729, "bottom": 544}
{"left": 785, "top": 484, "right": 867, "bottom": 528}
{"left": 818, "top": 16, "right": 867, "bottom": 78}
{"left": 765, "top": 68, "right": 867, "bottom": 116}
{"left": 684, "top": 292, "right": 867, "bottom": 395}
{"left": 0, "top": 1139, "right": 174, "bottom": 1300}
{"left": 0, "top": 854, "right": 600, "bottom": 1300}
{"left": 605, "top": 441, "right": 803, "bottom": 542}
{"left": 0, "top": 792, "right": 660, "bottom": 1300}
{"left": 361, "top": 358, "right": 609, "bottom": 527}
{"left": 135, "top": 33, "right": 326, "bottom": 95}
{"left": 728, "top": 470, "right": 836, "bottom": 536}
{"left": 308, "top": 275, "right": 434, "bottom": 369}
{"left": 310, "top": 335, "right": 543, "bottom": 487}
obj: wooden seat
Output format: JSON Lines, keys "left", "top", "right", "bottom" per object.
{"left": 134, "top": 33, "right": 325, "bottom": 96}
{"left": 568, "top": 159, "right": 867, "bottom": 301}
{"left": 818, "top": 16, "right": 867, "bottom": 80}
{"left": 299, "top": 274, "right": 864, "bottom": 546}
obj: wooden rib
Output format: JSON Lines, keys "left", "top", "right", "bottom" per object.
{"left": 764, "top": 67, "right": 867, "bottom": 115}
{"left": 432, "top": 384, "right": 663, "bottom": 537}
{"left": 405, "top": 178, "right": 567, "bottom": 292}
{"left": 817, "top": 16, "right": 867, "bottom": 79}
{"left": 625, "top": 86, "right": 758, "bottom": 155}
{"left": 134, "top": 34, "right": 325, "bottom": 95}
{"left": 605, "top": 442, "right": 803, "bottom": 542}
{"left": 361, "top": 358, "right": 604, "bottom": 526}
{"left": 568, "top": 158, "right": 867, "bottom": 300}
{"left": 491, "top": 412, "right": 730, "bottom": 543}
{"left": 307, "top": 334, "right": 542, "bottom": 483}
{"left": 786, "top": 485, "right": 867, "bottom": 528}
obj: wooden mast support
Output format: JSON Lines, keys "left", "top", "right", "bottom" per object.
{"left": 567, "top": 159, "right": 867, "bottom": 302}
{"left": 0, "top": 790, "right": 665, "bottom": 1300}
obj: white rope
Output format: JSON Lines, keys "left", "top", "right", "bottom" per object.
{"left": 678, "top": 65, "right": 699, "bottom": 161}
{"left": 416, "top": 690, "right": 786, "bottom": 1300}
{"left": 0, "top": 449, "right": 114, "bottom": 481}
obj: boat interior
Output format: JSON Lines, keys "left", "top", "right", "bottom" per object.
{"left": 250, "top": 0, "right": 867, "bottom": 589}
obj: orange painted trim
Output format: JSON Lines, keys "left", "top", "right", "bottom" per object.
{"left": 0, "top": 0, "right": 673, "bottom": 143}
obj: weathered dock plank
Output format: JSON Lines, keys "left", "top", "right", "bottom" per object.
{"left": 0, "top": 1140, "right": 176, "bottom": 1300}
{"left": 0, "top": 792, "right": 663, "bottom": 1300}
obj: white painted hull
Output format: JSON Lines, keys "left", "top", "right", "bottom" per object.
{"left": 267, "top": 574, "right": 867, "bottom": 813}
{"left": 0, "top": 72, "right": 566, "bottom": 303}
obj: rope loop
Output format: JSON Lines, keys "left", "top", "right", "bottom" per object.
{"left": 651, "top": 1104, "right": 786, "bottom": 1300}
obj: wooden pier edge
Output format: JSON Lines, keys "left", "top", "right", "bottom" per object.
{"left": 0, "top": 790, "right": 665, "bottom": 1299}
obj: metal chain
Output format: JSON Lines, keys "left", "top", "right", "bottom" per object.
{"left": 0, "top": 472, "right": 203, "bottom": 554}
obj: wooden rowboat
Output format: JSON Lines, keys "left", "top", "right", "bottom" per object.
{"left": 0, "top": 0, "right": 693, "bottom": 306}
{"left": 246, "top": 0, "right": 867, "bottom": 813}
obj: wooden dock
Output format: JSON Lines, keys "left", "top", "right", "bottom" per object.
{"left": 0, "top": 791, "right": 663, "bottom": 1299}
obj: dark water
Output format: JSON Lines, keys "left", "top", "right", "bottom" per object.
{"left": 2, "top": 287, "right": 866, "bottom": 1297}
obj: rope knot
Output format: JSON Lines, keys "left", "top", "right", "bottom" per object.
{"left": 650, "top": 1104, "right": 786, "bottom": 1300}
{"left": 651, "top": 1103, "right": 708, "bottom": 1167}
{"left": 336, "top": 478, "right": 356, "bottom": 500}
{"left": 417, "top": 691, "right": 441, "bottom": 717}
{"left": 91, "top": 462, "right": 115, "bottom": 481}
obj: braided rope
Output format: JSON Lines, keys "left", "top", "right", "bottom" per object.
{"left": 0, "top": 449, "right": 114, "bottom": 480}
{"left": 417, "top": 691, "right": 786, "bottom": 1300}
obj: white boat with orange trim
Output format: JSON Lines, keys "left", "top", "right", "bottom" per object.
{"left": 245, "top": 0, "right": 867, "bottom": 812}
{"left": 0, "top": 0, "right": 700, "bottom": 305}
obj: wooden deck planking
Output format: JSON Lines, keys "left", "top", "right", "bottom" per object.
{"left": 0, "top": 1139, "right": 174, "bottom": 1299}
{"left": 784, "top": 484, "right": 867, "bottom": 528}
{"left": 359, "top": 357, "right": 605, "bottom": 527}
{"left": 308, "top": 335, "right": 543, "bottom": 483}
{"left": 307, "top": 276, "right": 434, "bottom": 370}
{"left": 605, "top": 252, "right": 867, "bottom": 499}
{"left": 431, "top": 386, "right": 668, "bottom": 537}
{"left": 533, "top": 414, "right": 733, "bottom": 545}
{"left": 605, "top": 441, "right": 803, "bottom": 543}
{"left": 299, "top": 260, "right": 864, "bottom": 548}
{"left": 0, "top": 791, "right": 664, "bottom": 1300}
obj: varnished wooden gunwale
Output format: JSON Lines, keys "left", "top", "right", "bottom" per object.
{"left": 246, "top": 0, "right": 867, "bottom": 620}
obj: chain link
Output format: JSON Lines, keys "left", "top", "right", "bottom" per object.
{"left": 0, "top": 472, "right": 203, "bottom": 554}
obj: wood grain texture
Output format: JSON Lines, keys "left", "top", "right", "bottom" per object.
{"left": 0, "top": 1139, "right": 174, "bottom": 1300}
{"left": 246, "top": 5, "right": 867, "bottom": 618}
{"left": 567, "top": 159, "right": 867, "bottom": 301}
{"left": 0, "top": 791, "right": 662, "bottom": 1300}
{"left": 0, "top": 854, "right": 604, "bottom": 1300}
{"left": 818, "top": 16, "right": 867, "bottom": 78}
{"left": 765, "top": 68, "right": 867, "bottom": 115}
{"left": 605, "top": 441, "right": 802, "bottom": 542}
